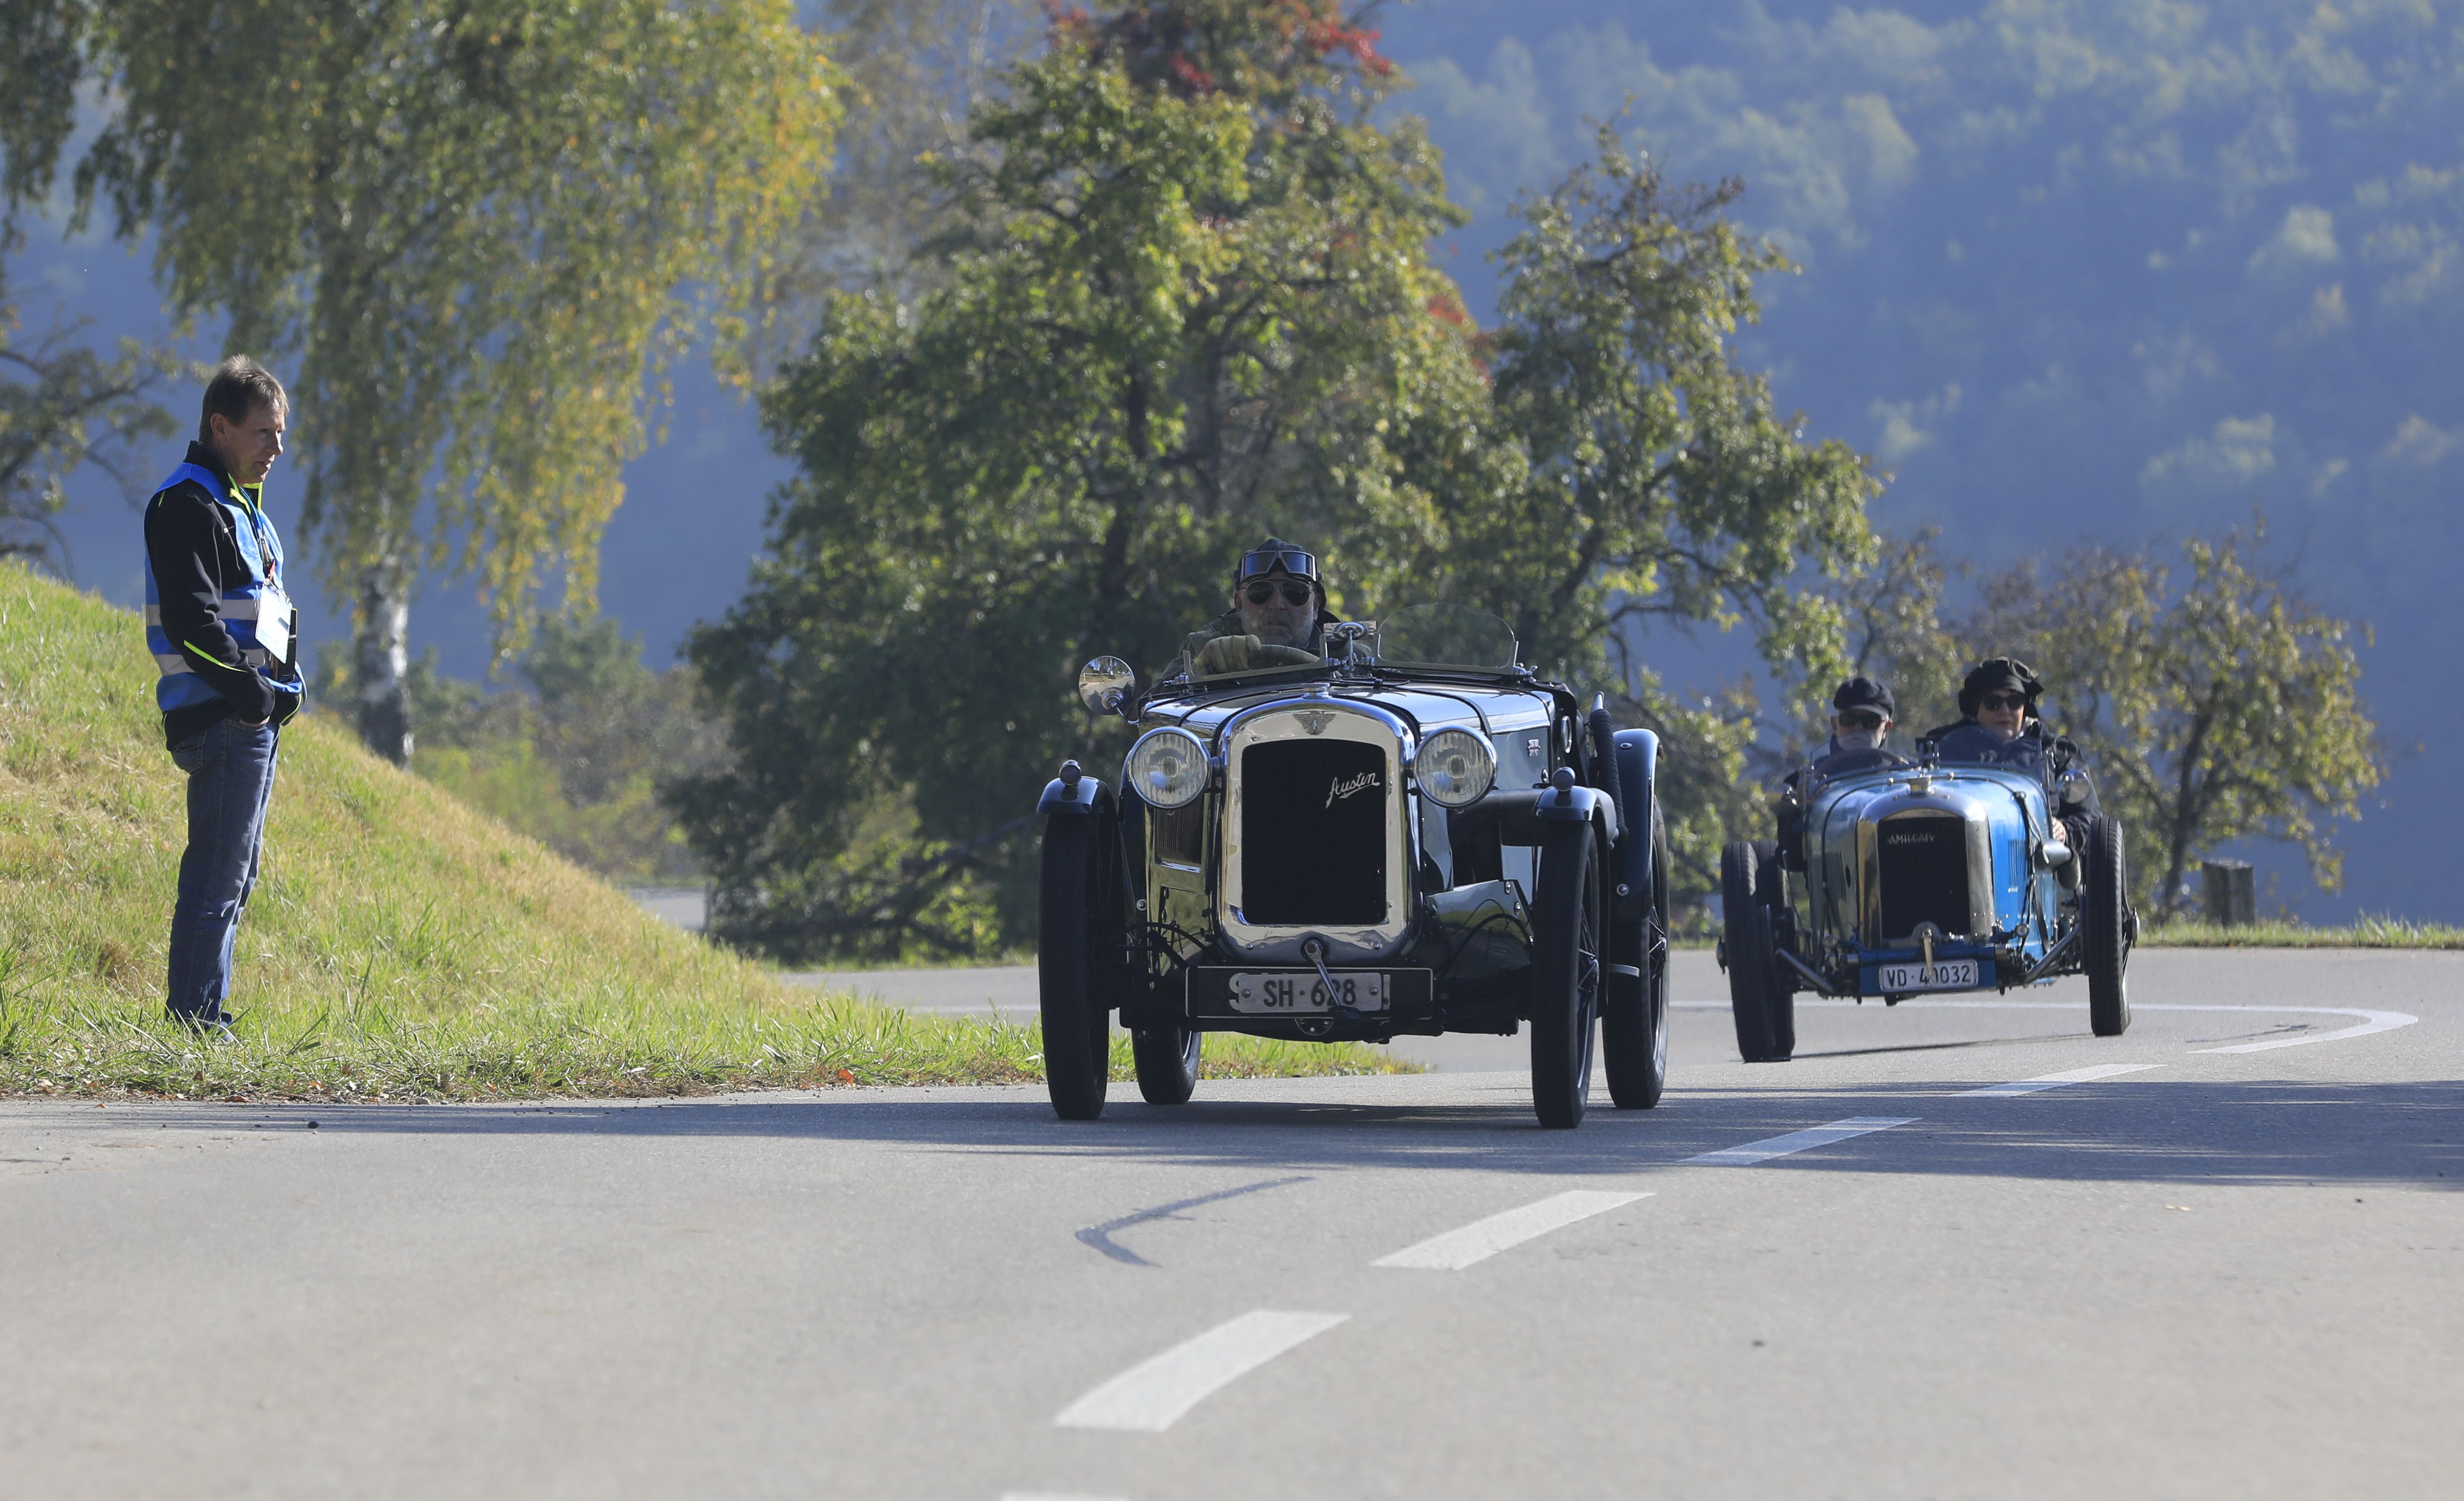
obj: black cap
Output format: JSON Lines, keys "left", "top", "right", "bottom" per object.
{"left": 1235, "top": 536, "right": 1319, "bottom": 586}
{"left": 1832, "top": 676, "right": 1894, "bottom": 717}
{"left": 1958, "top": 657, "right": 2042, "bottom": 716}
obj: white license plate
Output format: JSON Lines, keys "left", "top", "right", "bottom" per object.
{"left": 1226, "top": 972, "right": 1389, "bottom": 1013}
{"left": 1876, "top": 959, "right": 1979, "bottom": 993}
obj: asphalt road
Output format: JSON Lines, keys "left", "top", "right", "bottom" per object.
{"left": 5, "top": 949, "right": 2459, "bottom": 1500}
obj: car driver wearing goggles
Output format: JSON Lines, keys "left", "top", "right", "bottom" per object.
{"left": 1183, "top": 536, "right": 1344, "bottom": 678}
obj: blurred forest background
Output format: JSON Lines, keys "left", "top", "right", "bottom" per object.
{"left": 6, "top": 0, "right": 2451, "bottom": 959}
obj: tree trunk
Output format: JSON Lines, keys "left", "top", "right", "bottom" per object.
{"left": 354, "top": 557, "right": 414, "bottom": 765}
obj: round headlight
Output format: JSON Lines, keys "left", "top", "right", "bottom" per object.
{"left": 1127, "top": 727, "right": 1209, "bottom": 809}
{"left": 1415, "top": 727, "right": 1495, "bottom": 808}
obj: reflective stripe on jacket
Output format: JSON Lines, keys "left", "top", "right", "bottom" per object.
{"left": 142, "top": 460, "right": 301, "bottom": 716}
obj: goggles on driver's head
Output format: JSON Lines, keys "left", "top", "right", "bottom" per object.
{"left": 1236, "top": 546, "right": 1319, "bottom": 585}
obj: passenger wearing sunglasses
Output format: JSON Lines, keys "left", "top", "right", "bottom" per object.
{"left": 1808, "top": 675, "right": 1912, "bottom": 782}
{"left": 1926, "top": 657, "right": 2101, "bottom": 842}
{"left": 1184, "top": 536, "right": 1343, "bottom": 678}
{"left": 1926, "top": 658, "right": 2046, "bottom": 764}
{"left": 1774, "top": 675, "right": 1913, "bottom": 852}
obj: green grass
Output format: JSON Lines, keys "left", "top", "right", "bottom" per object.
{"left": 2140, "top": 914, "right": 2464, "bottom": 949}
{"left": 0, "top": 562, "right": 1411, "bottom": 1101}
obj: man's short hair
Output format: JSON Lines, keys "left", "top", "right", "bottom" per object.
{"left": 198, "top": 356, "right": 288, "bottom": 442}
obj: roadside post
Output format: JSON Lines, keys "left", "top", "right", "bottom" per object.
{"left": 2201, "top": 860, "right": 2257, "bottom": 927}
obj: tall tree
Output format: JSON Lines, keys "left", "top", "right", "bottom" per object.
{"left": 1965, "top": 524, "right": 2384, "bottom": 915}
{"left": 678, "top": 0, "right": 1483, "bottom": 960}
{"left": 679, "top": 3, "right": 1882, "bottom": 957}
{"left": 1454, "top": 128, "right": 1881, "bottom": 893}
{"left": 4, "top": 0, "right": 842, "bottom": 761}
{"left": 1451, "top": 127, "right": 1877, "bottom": 682}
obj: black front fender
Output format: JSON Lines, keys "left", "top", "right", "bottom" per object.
{"left": 1038, "top": 775, "right": 1117, "bottom": 817}
{"left": 1610, "top": 728, "right": 1661, "bottom": 920}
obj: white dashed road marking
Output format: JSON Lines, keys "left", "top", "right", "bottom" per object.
{"left": 1961, "top": 1063, "right": 2164, "bottom": 1096}
{"left": 1373, "top": 1190, "right": 1651, "bottom": 1270}
{"left": 1054, "top": 1311, "right": 1350, "bottom": 1433}
{"left": 1682, "top": 1116, "right": 1918, "bottom": 1166}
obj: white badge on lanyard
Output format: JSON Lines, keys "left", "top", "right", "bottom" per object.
{"left": 254, "top": 583, "right": 294, "bottom": 665}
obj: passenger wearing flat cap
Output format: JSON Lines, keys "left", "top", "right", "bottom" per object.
{"left": 1183, "top": 537, "right": 1344, "bottom": 678}
{"left": 1808, "top": 675, "right": 1912, "bottom": 783}
{"left": 1774, "top": 675, "right": 1912, "bottom": 852}
{"left": 1926, "top": 656, "right": 2102, "bottom": 845}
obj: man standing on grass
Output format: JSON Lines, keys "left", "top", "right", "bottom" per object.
{"left": 143, "top": 357, "right": 303, "bottom": 1036}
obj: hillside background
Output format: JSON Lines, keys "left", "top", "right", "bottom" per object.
{"left": 15, "top": 0, "right": 2458, "bottom": 919}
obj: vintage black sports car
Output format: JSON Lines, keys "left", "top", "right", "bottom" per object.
{"left": 1035, "top": 604, "right": 1671, "bottom": 1128}
{"left": 1718, "top": 741, "right": 2137, "bottom": 1062}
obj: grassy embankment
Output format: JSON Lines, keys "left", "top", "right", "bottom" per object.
{"left": 2142, "top": 915, "right": 2464, "bottom": 949}
{"left": 0, "top": 563, "right": 1409, "bottom": 1101}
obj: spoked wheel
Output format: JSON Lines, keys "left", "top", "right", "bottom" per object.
{"left": 1531, "top": 819, "right": 1606, "bottom": 1129}
{"left": 1038, "top": 808, "right": 1124, "bottom": 1120}
{"left": 1131, "top": 1026, "right": 1201, "bottom": 1104}
{"left": 1721, "top": 841, "right": 1787, "bottom": 1062}
{"left": 1602, "top": 807, "right": 1671, "bottom": 1109}
{"left": 2082, "top": 815, "right": 2133, "bottom": 1037}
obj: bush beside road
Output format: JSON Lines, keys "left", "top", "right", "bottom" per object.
{"left": 0, "top": 564, "right": 1406, "bottom": 1100}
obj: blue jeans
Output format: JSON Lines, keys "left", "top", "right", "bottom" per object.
{"left": 167, "top": 717, "right": 281, "bottom": 1023}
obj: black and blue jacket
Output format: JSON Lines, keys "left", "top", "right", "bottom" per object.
{"left": 141, "top": 441, "right": 304, "bottom": 748}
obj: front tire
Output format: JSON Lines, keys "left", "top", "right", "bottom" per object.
{"left": 1752, "top": 840, "right": 1797, "bottom": 1059}
{"left": 1132, "top": 1027, "right": 1201, "bottom": 1104}
{"left": 1721, "top": 841, "right": 1784, "bottom": 1062}
{"left": 2082, "top": 815, "right": 2132, "bottom": 1037}
{"left": 1038, "top": 811, "right": 1121, "bottom": 1120}
{"left": 1602, "top": 807, "right": 1671, "bottom": 1109}
{"left": 1530, "top": 819, "right": 1605, "bottom": 1129}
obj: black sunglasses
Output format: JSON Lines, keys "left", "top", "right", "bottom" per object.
{"left": 1978, "top": 692, "right": 2029, "bottom": 711}
{"left": 1835, "top": 709, "right": 1884, "bottom": 730}
{"left": 1244, "top": 581, "right": 1313, "bottom": 607}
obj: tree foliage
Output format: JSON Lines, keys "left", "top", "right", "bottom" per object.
{"left": 0, "top": 266, "right": 184, "bottom": 574}
{"left": 3, "top": 0, "right": 843, "bottom": 760}
{"left": 679, "top": 0, "right": 1879, "bottom": 961}
{"left": 1467, "top": 126, "right": 1876, "bottom": 680}
{"left": 679, "top": 0, "right": 1464, "bottom": 960}
{"left": 1467, "top": 125, "right": 1879, "bottom": 894}
{"left": 1964, "top": 523, "right": 2383, "bottom": 916}
{"left": 743, "top": 0, "right": 1039, "bottom": 362}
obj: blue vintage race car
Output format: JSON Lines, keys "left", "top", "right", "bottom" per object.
{"left": 1718, "top": 742, "right": 2137, "bottom": 1061}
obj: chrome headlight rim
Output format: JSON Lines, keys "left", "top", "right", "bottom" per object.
{"left": 1411, "top": 726, "right": 1497, "bottom": 808}
{"left": 1126, "top": 725, "right": 1210, "bottom": 810}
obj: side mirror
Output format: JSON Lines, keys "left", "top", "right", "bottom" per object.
{"left": 1078, "top": 656, "right": 1137, "bottom": 716}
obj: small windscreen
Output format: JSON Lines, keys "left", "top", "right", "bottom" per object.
{"left": 1373, "top": 603, "right": 1518, "bottom": 670}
